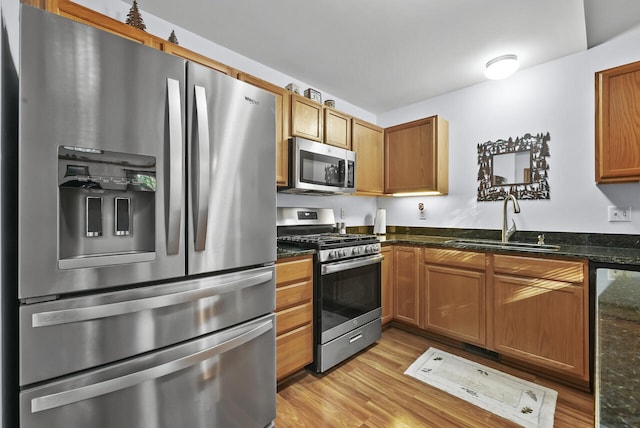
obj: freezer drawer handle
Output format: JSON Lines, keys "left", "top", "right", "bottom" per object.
{"left": 32, "top": 270, "right": 273, "bottom": 328}
{"left": 166, "top": 78, "right": 183, "bottom": 255}
{"left": 30, "top": 318, "right": 274, "bottom": 413}
{"left": 192, "top": 85, "right": 211, "bottom": 251}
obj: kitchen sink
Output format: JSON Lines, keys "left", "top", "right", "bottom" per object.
{"left": 444, "top": 238, "right": 561, "bottom": 253}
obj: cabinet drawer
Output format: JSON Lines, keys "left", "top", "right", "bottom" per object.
{"left": 276, "top": 323, "right": 313, "bottom": 380}
{"left": 493, "top": 255, "right": 585, "bottom": 283}
{"left": 276, "top": 302, "right": 312, "bottom": 335}
{"left": 276, "top": 279, "right": 313, "bottom": 310}
{"left": 424, "top": 248, "right": 485, "bottom": 270}
{"left": 276, "top": 256, "right": 313, "bottom": 285}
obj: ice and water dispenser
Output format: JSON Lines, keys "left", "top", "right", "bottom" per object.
{"left": 57, "top": 146, "right": 157, "bottom": 269}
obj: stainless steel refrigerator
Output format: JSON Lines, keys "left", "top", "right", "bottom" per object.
{"left": 4, "top": 5, "right": 276, "bottom": 427}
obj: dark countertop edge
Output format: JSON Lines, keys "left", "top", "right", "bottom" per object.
{"left": 276, "top": 232, "right": 640, "bottom": 267}
{"left": 277, "top": 247, "right": 316, "bottom": 260}
{"left": 378, "top": 234, "right": 640, "bottom": 268}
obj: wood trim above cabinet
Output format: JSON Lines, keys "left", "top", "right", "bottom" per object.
{"left": 46, "top": 0, "right": 160, "bottom": 48}
{"left": 161, "top": 42, "right": 236, "bottom": 76}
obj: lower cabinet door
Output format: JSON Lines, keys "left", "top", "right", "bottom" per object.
{"left": 276, "top": 324, "right": 313, "bottom": 380}
{"left": 493, "top": 274, "right": 587, "bottom": 380}
{"left": 424, "top": 264, "right": 486, "bottom": 346}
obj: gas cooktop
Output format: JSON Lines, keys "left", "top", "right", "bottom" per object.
{"left": 278, "top": 232, "right": 378, "bottom": 247}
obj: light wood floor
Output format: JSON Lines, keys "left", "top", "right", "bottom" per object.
{"left": 275, "top": 327, "right": 594, "bottom": 427}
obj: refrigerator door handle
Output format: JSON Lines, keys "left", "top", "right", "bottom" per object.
{"left": 29, "top": 318, "right": 274, "bottom": 413}
{"left": 166, "top": 78, "right": 183, "bottom": 255}
{"left": 192, "top": 85, "right": 211, "bottom": 251}
{"left": 31, "top": 270, "right": 273, "bottom": 328}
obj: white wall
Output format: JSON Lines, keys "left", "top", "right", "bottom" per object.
{"left": 376, "top": 27, "right": 640, "bottom": 234}
{"left": 289, "top": 25, "right": 640, "bottom": 234}
{"left": 73, "top": 0, "right": 376, "bottom": 123}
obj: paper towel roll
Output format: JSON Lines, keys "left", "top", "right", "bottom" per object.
{"left": 373, "top": 208, "right": 386, "bottom": 235}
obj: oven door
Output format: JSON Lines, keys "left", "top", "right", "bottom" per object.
{"left": 318, "top": 254, "right": 383, "bottom": 344}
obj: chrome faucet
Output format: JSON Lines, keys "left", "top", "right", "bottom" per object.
{"left": 502, "top": 194, "right": 521, "bottom": 243}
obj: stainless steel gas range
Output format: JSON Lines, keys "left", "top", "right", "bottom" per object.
{"left": 277, "top": 207, "right": 383, "bottom": 373}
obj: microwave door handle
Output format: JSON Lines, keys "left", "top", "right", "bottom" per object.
{"left": 29, "top": 318, "right": 274, "bottom": 413}
{"left": 166, "top": 78, "right": 183, "bottom": 255}
{"left": 193, "top": 85, "right": 211, "bottom": 251}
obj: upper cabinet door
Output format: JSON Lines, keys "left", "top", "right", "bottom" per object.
{"left": 324, "top": 108, "right": 352, "bottom": 149}
{"left": 291, "top": 94, "right": 323, "bottom": 142}
{"left": 596, "top": 60, "right": 640, "bottom": 183}
{"left": 352, "top": 119, "right": 384, "bottom": 195}
{"left": 385, "top": 115, "right": 449, "bottom": 194}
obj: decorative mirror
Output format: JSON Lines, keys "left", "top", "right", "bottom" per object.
{"left": 477, "top": 132, "right": 550, "bottom": 201}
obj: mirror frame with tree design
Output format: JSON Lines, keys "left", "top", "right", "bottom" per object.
{"left": 477, "top": 132, "right": 550, "bottom": 201}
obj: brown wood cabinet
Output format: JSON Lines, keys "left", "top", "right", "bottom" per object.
{"left": 238, "top": 73, "right": 291, "bottom": 186}
{"left": 352, "top": 119, "right": 385, "bottom": 195}
{"left": 492, "top": 255, "right": 589, "bottom": 381}
{"left": 275, "top": 255, "right": 314, "bottom": 381}
{"left": 290, "top": 94, "right": 323, "bottom": 142}
{"left": 384, "top": 115, "right": 449, "bottom": 195}
{"left": 596, "top": 60, "right": 640, "bottom": 183}
{"left": 380, "top": 245, "right": 394, "bottom": 325}
{"left": 422, "top": 248, "right": 486, "bottom": 346}
{"left": 324, "top": 108, "right": 352, "bottom": 149}
{"left": 393, "top": 246, "right": 421, "bottom": 326}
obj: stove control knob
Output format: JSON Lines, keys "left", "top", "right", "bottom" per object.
{"left": 328, "top": 250, "right": 337, "bottom": 259}
{"left": 339, "top": 249, "right": 347, "bottom": 258}
{"left": 352, "top": 247, "right": 362, "bottom": 256}
{"left": 364, "top": 245, "right": 373, "bottom": 254}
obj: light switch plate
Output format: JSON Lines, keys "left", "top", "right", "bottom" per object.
{"left": 607, "top": 206, "right": 632, "bottom": 222}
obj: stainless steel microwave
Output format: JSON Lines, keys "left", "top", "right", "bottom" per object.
{"left": 281, "top": 137, "right": 356, "bottom": 195}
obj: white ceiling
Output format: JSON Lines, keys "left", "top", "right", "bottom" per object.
{"left": 140, "top": 0, "right": 640, "bottom": 115}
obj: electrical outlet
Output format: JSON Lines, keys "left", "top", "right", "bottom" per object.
{"left": 607, "top": 206, "right": 632, "bottom": 222}
{"left": 418, "top": 202, "right": 426, "bottom": 220}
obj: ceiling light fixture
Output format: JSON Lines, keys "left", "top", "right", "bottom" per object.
{"left": 484, "top": 54, "right": 519, "bottom": 80}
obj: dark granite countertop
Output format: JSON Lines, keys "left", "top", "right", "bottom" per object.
{"left": 277, "top": 226, "right": 640, "bottom": 267}
{"left": 277, "top": 246, "right": 315, "bottom": 260}
{"left": 380, "top": 233, "right": 640, "bottom": 267}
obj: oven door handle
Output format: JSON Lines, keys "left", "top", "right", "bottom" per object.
{"left": 321, "top": 254, "right": 384, "bottom": 275}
